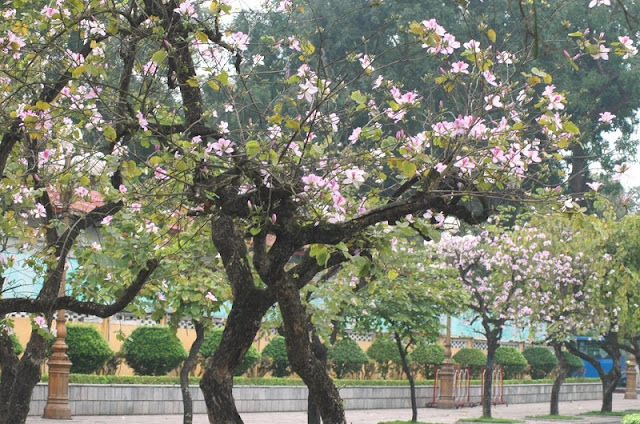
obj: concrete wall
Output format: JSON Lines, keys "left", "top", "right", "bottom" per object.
{"left": 28, "top": 383, "right": 603, "bottom": 416}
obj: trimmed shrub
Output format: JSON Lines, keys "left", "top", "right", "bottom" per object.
{"left": 66, "top": 325, "right": 114, "bottom": 374}
{"left": 453, "top": 348, "right": 486, "bottom": 377}
{"left": 523, "top": 347, "right": 558, "bottom": 379}
{"left": 261, "top": 336, "right": 291, "bottom": 377}
{"left": 200, "top": 328, "right": 261, "bottom": 376}
{"left": 495, "top": 346, "right": 528, "bottom": 379}
{"left": 367, "top": 337, "right": 401, "bottom": 379}
{"left": 411, "top": 343, "right": 445, "bottom": 379}
{"left": 328, "top": 338, "right": 369, "bottom": 379}
{"left": 564, "top": 351, "right": 585, "bottom": 374}
{"left": 122, "top": 327, "right": 188, "bottom": 376}
{"left": 10, "top": 333, "right": 23, "bottom": 356}
{"left": 622, "top": 414, "right": 640, "bottom": 424}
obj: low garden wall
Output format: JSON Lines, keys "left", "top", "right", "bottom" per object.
{"left": 28, "top": 382, "right": 602, "bottom": 416}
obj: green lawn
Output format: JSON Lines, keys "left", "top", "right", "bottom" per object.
{"left": 378, "top": 421, "right": 445, "bottom": 424}
{"left": 525, "top": 415, "right": 583, "bottom": 420}
{"left": 580, "top": 409, "right": 640, "bottom": 417}
{"left": 457, "top": 418, "right": 524, "bottom": 423}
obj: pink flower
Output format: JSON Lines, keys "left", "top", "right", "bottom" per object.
{"left": 547, "top": 94, "right": 565, "bottom": 110}
{"left": 613, "top": 163, "right": 630, "bottom": 180}
{"left": 435, "top": 162, "right": 447, "bottom": 173}
{"left": 119, "top": 184, "right": 128, "bottom": 193}
{"left": 34, "top": 316, "right": 48, "bottom": 329}
{"left": 137, "top": 110, "right": 149, "bottom": 131}
{"left": 75, "top": 186, "right": 89, "bottom": 197}
{"left": 348, "top": 127, "right": 362, "bottom": 144}
{"left": 586, "top": 182, "right": 603, "bottom": 192}
{"left": 154, "top": 166, "right": 169, "bottom": 180}
{"left": 206, "top": 292, "right": 218, "bottom": 301}
{"left": 33, "top": 203, "right": 47, "bottom": 219}
{"left": 598, "top": 112, "right": 615, "bottom": 124}
{"left": 451, "top": 61, "right": 469, "bottom": 74}
{"left": 101, "top": 215, "right": 113, "bottom": 226}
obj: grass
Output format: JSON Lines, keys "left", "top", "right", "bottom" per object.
{"left": 457, "top": 418, "right": 523, "bottom": 423}
{"left": 378, "top": 421, "right": 445, "bottom": 424}
{"left": 37, "top": 373, "right": 600, "bottom": 386}
{"left": 580, "top": 409, "right": 640, "bottom": 417}
{"left": 526, "top": 415, "right": 583, "bottom": 420}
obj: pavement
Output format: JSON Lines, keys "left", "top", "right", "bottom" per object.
{"left": 26, "top": 394, "right": 640, "bottom": 424}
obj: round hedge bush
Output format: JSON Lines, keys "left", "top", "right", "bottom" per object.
{"left": 328, "top": 338, "right": 369, "bottom": 379}
{"left": 66, "top": 325, "right": 114, "bottom": 374}
{"left": 411, "top": 343, "right": 444, "bottom": 379}
{"left": 564, "top": 351, "right": 585, "bottom": 374}
{"left": 523, "top": 347, "right": 558, "bottom": 379}
{"left": 200, "top": 328, "right": 260, "bottom": 376}
{"left": 122, "top": 327, "right": 188, "bottom": 376}
{"left": 495, "top": 346, "right": 528, "bottom": 379}
{"left": 367, "top": 337, "right": 400, "bottom": 378}
{"left": 261, "top": 336, "right": 291, "bottom": 377}
{"left": 453, "top": 348, "right": 486, "bottom": 368}
{"left": 10, "top": 333, "right": 23, "bottom": 356}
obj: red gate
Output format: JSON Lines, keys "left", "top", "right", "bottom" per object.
{"left": 427, "top": 366, "right": 475, "bottom": 408}
{"left": 480, "top": 366, "right": 505, "bottom": 405}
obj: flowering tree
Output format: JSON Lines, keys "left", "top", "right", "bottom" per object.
{"left": 521, "top": 214, "right": 607, "bottom": 415}
{"left": 352, "top": 244, "right": 462, "bottom": 423}
{"left": 436, "top": 225, "right": 563, "bottom": 417}
{"left": 0, "top": 0, "right": 637, "bottom": 423}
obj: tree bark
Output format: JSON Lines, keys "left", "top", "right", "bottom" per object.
{"left": 482, "top": 336, "right": 498, "bottom": 418}
{"left": 200, "top": 291, "right": 275, "bottom": 424}
{"left": 394, "top": 332, "right": 417, "bottom": 422}
{"left": 550, "top": 343, "right": 569, "bottom": 416}
{"left": 182, "top": 320, "right": 205, "bottom": 424}
{"left": 565, "top": 335, "right": 622, "bottom": 413}
{"left": 0, "top": 330, "right": 19, "bottom": 419}
{"left": 308, "top": 333, "right": 328, "bottom": 424}
{"left": 2, "top": 330, "right": 48, "bottom": 424}
{"left": 275, "top": 276, "right": 346, "bottom": 424}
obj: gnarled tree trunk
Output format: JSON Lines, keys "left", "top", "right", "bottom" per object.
{"left": 0, "top": 329, "right": 20, "bottom": 419}
{"left": 2, "top": 330, "right": 49, "bottom": 424}
{"left": 308, "top": 333, "right": 328, "bottom": 424}
{"left": 200, "top": 292, "right": 275, "bottom": 424}
{"left": 181, "top": 320, "right": 205, "bottom": 424}
{"left": 275, "top": 276, "right": 346, "bottom": 424}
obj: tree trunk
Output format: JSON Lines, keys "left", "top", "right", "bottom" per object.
{"left": 2, "top": 330, "right": 48, "bottom": 424}
{"left": 482, "top": 337, "right": 498, "bottom": 418}
{"left": 394, "top": 332, "right": 417, "bottom": 422}
{"left": 550, "top": 343, "right": 569, "bottom": 416}
{"left": 275, "top": 276, "right": 346, "bottom": 424}
{"left": 200, "top": 291, "right": 274, "bottom": 424}
{"left": 308, "top": 333, "right": 328, "bottom": 424}
{"left": 181, "top": 320, "right": 205, "bottom": 424}
{"left": 601, "top": 372, "right": 620, "bottom": 413}
{"left": 0, "top": 330, "right": 19, "bottom": 419}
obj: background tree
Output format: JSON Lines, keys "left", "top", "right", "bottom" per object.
{"left": 523, "top": 347, "right": 558, "bottom": 380}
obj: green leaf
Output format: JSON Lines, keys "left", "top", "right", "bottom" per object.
{"left": 564, "top": 121, "right": 580, "bottom": 135}
{"left": 246, "top": 140, "right": 260, "bottom": 157}
{"left": 351, "top": 90, "right": 367, "bottom": 105}
{"left": 387, "top": 269, "right": 399, "bottom": 280}
{"left": 487, "top": 29, "right": 496, "bottom": 43}
{"left": 151, "top": 50, "right": 168, "bottom": 65}
{"left": 103, "top": 126, "right": 117, "bottom": 142}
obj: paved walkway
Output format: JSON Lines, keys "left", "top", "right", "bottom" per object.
{"left": 27, "top": 394, "right": 640, "bottom": 424}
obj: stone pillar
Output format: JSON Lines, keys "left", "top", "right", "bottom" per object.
{"left": 438, "top": 315, "right": 455, "bottom": 409}
{"left": 43, "top": 309, "right": 72, "bottom": 417}
{"left": 625, "top": 354, "right": 637, "bottom": 400}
